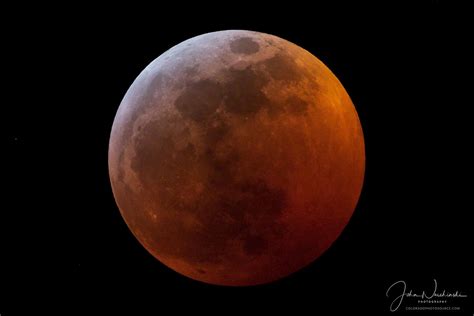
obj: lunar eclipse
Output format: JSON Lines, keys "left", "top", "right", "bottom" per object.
{"left": 108, "top": 30, "right": 365, "bottom": 286}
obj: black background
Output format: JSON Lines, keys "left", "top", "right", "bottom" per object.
{"left": 4, "top": 2, "right": 472, "bottom": 313}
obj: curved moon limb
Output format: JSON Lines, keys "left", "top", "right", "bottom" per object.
{"left": 108, "top": 30, "right": 365, "bottom": 286}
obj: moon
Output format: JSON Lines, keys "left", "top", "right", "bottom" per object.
{"left": 108, "top": 30, "right": 365, "bottom": 286}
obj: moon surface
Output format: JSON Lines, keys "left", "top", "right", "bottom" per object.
{"left": 108, "top": 30, "right": 365, "bottom": 286}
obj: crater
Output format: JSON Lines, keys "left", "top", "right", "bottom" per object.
{"left": 230, "top": 37, "right": 260, "bottom": 55}
{"left": 263, "top": 53, "right": 302, "bottom": 82}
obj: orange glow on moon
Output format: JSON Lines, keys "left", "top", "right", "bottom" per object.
{"left": 108, "top": 30, "right": 365, "bottom": 286}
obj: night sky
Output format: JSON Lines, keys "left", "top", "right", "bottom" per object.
{"left": 4, "top": 2, "right": 472, "bottom": 313}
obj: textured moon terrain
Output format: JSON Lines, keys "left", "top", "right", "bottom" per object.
{"left": 108, "top": 30, "right": 365, "bottom": 286}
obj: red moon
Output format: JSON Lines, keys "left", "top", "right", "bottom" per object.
{"left": 108, "top": 30, "right": 365, "bottom": 286}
